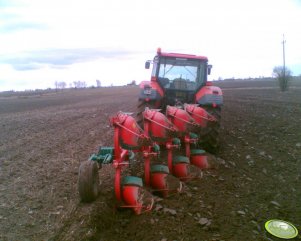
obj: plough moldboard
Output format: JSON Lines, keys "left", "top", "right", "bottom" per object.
{"left": 78, "top": 104, "right": 218, "bottom": 215}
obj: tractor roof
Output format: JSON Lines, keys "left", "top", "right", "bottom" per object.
{"left": 157, "top": 48, "right": 208, "bottom": 61}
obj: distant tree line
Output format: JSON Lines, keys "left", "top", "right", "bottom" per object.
{"left": 127, "top": 80, "right": 136, "bottom": 86}
{"left": 55, "top": 81, "right": 86, "bottom": 89}
{"left": 72, "top": 81, "right": 87, "bottom": 88}
{"left": 55, "top": 81, "right": 66, "bottom": 89}
{"left": 54, "top": 80, "right": 104, "bottom": 89}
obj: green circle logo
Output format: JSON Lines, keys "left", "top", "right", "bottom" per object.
{"left": 265, "top": 220, "right": 298, "bottom": 239}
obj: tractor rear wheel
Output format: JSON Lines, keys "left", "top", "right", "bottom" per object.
{"left": 205, "top": 106, "right": 221, "bottom": 123}
{"left": 136, "top": 100, "right": 157, "bottom": 128}
{"left": 199, "top": 106, "right": 221, "bottom": 154}
{"left": 78, "top": 160, "right": 100, "bottom": 202}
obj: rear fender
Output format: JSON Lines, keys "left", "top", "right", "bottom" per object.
{"left": 195, "top": 85, "right": 223, "bottom": 107}
{"left": 138, "top": 81, "right": 163, "bottom": 102}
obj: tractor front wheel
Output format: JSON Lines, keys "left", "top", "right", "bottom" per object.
{"left": 78, "top": 160, "right": 100, "bottom": 202}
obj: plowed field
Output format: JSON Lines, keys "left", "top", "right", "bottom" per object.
{"left": 1, "top": 80, "right": 300, "bottom": 241}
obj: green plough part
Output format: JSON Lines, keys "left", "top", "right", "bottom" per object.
{"left": 189, "top": 132, "right": 199, "bottom": 139}
{"left": 172, "top": 138, "right": 181, "bottom": 146}
{"left": 152, "top": 143, "right": 160, "bottom": 153}
{"left": 89, "top": 146, "right": 136, "bottom": 165}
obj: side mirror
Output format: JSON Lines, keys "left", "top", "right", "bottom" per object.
{"left": 207, "top": 64, "right": 212, "bottom": 75}
{"left": 145, "top": 61, "right": 151, "bottom": 69}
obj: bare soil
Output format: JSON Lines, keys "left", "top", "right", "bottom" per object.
{"left": 0, "top": 81, "right": 301, "bottom": 241}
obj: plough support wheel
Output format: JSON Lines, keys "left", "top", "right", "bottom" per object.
{"left": 78, "top": 160, "right": 99, "bottom": 202}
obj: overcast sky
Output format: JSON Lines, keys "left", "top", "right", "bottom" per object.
{"left": 0, "top": 0, "right": 301, "bottom": 91}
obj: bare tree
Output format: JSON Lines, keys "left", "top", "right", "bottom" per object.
{"left": 73, "top": 81, "right": 87, "bottom": 89}
{"left": 55, "top": 81, "right": 66, "bottom": 90}
{"left": 59, "top": 82, "right": 66, "bottom": 89}
{"left": 55, "top": 81, "right": 59, "bottom": 90}
{"left": 80, "top": 81, "right": 86, "bottom": 88}
{"left": 96, "top": 80, "right": 101, "bottom": 88}
{"left": 273, "top": 66, "right": 292, "bottom": 91}
{"left": 73, "top": 81, "right": 77, "bottom": 88}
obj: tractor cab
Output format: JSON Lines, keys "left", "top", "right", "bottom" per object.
{"left": 145, "top": 48, "right": 212, "bottom": 106}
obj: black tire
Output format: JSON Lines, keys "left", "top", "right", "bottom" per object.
{"left": 199, "top": 106, "right": 221, "bottom": 154}
{"left": 205, "top": 106, "right": 221, "bottom": 123}
{"left": 78, "top": 160, "right": 99, "bottom": 202}
{"left": 136, "top": 100, "right": 156, "bottom": 128}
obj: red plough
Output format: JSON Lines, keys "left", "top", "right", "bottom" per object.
{"left": 78, "top": 104, "right": 217, "bottom": 214}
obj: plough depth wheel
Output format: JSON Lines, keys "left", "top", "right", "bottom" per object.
{"left": 78, "top": 160, "right": 100, "bottom": 202}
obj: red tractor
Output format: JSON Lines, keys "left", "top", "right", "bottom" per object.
{"left": 137, "top": 48, "right": 223, "bottom": 153}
